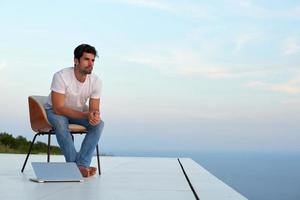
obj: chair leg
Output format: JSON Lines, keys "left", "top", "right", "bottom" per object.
{"left": 47, "top": 134, "right": 51, "bottom": 162}
{"left": 96, "top": 144, "right": 101, "bottom": 175}
{"left": 21, "top": 133, "right": 39, "bottom": 172}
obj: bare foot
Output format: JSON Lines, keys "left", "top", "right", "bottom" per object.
{"left": 78, "top": 166, "right": 95, "bottom": 177}
{"left": 89, "top": 166, "right": 97, "bottom": 175}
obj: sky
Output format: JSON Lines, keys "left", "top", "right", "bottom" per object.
{"left": 0, "top": 0, "right": 300, "bottom": 156}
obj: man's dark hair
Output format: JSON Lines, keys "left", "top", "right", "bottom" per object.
{"left": 74, "top": 44, "right": 98, "bottom": 60}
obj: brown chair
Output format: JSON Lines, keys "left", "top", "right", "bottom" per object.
{"left": 21, "top": 95, "right": 101, "bottom": 175}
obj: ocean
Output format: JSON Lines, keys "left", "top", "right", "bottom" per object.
{"left": 191, "top": 151, "right": 300, "bottom": 200}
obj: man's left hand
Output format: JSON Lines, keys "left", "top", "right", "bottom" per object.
{"left": 88, "top": 111, "right": 101, "bottom": 126}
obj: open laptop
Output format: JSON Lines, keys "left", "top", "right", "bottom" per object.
{"left": 30, "top": 162, "right": 84, "bottom": 183}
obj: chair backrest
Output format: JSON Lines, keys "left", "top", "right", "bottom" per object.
{"left": 28, "top": 96, "right": 52, "bottom": 133}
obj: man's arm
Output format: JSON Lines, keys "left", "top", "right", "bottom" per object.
{"left": 51, "top": 91, "right": 88, "bottom": 119}
{"left": 88, "top": 98, "right": 101, "bottom": 125}
{"left": 89, "top": 98, "right": 100, "bottom": 112}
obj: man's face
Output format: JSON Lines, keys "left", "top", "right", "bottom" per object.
{"left": 75, "top": 52, "right": 95, "bottom": 74}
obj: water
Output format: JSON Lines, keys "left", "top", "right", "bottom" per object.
{"left": 191, "top": 152, "right": 300, "bottom": 200}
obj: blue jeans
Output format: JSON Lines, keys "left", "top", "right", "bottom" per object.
{"left": 45, "top": 108, "right": 104, "bottom": 167}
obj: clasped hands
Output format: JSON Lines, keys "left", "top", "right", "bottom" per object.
{"left": 88, "top": 111, "right": 101, "bottom": 126}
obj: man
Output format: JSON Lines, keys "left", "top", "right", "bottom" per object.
{"left": 44, "top": 44, "right": 104, "bottom": 177}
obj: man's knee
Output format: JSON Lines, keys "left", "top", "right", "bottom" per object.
{"left": 89, "top": 120, "right": 104, "bottom": 133}
{"left": 95, "top": 120, "right": 104, "bottom": 131}
{"left": 99, "top": 120, "right": 104, "bottom": 128}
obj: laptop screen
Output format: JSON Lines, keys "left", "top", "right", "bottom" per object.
{"left": 31, "top": 162, "right": 83, "bottom": 182}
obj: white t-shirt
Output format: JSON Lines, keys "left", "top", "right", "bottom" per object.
{"left": 44, "top": 67, "right": 102, "bottom": 111}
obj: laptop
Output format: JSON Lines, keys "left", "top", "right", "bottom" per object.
{"left": 30, "top": 162, "right": 84, "bottom": 183}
